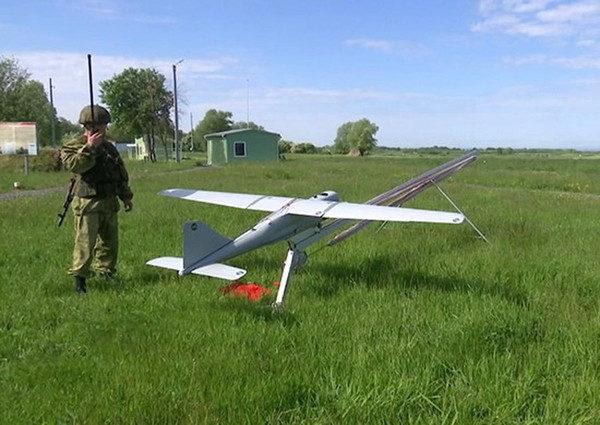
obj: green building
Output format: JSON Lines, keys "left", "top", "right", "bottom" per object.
{"left": 204, "top": 129, "right": 281, "bottom": 165}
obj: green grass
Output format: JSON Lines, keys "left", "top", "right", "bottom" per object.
{"left": 0, "top": 154, "right": 205, "bottom": 193}
{"left": 1, "top": 153, "right": 600, "bottom": 424}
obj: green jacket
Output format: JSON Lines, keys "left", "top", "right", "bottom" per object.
{"left": 61, "top": 135, "right": 133, "bottom": 201}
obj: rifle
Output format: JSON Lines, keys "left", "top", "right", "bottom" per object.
{"left": 57, "top": 54, "right": 95, "bottom": 228}
{"left": 57, "top": 177, "right": 76, "bottom": 227}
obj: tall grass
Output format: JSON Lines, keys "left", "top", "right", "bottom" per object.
{"left": 1, "top": 153, "right": 599, "bottom": 424}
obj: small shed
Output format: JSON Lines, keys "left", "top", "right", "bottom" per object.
{"left": 113, "top": 141, "right": 131, "bottom": 154}
{"left": 132, "top": 137, "right": 149, "bottom": 161}
{"left": 204, "top": 129, "right": 280, "bottom": 165}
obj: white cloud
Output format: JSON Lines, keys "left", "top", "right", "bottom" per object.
{"left": 479, "top": 0, "right": 557, "bottom": 15}
{"left": 511, "top": 0, "right": 558, "bottom": 14}
{"left": 344, "top": 38, "right": 430, "bottom": 56}
{"left": 472, "top": 14, "right": 521, "bottom": 32}
{"left": 473, "top": 0, "right": 600, "bottom": 73}
{"left": 505, "top": 52, "right": 600, "bottom": 67}
{"left": 512, "top": 21, "right": 570, "bottom": 35}
{"left": 576, "top": 38, "right": 598, "bottom": 46}
{"left": 68, "top": 0, "right": 178, "bottom": 24}
{"left": 552, "top": 54, "right": 600, "bottom": 67}
{"left": 72, "top": 0, "right": 120, "bottom": 19}
{"left": 263, "top": 87, "right": 395, "bottom": 103}
{"left": 568, "top": 77, "right": 600, "bottom": 84}
{"left": 473, "top": 0, "right": 600, "bottom": 37}
{"left": 345, "top": 39, "right": 396, "bottom": 53}
{"left": 536, "top": 1, "right": 600, "bottom": 22}
{"left": 504, "top": 53, "right": 549, "bottom": 64}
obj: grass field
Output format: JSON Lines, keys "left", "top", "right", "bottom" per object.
{"left": 0, "top": 155, "right": 205, "bottom": 193}
{"left": 1, "top": 152, "right": 600, "bottom": 424}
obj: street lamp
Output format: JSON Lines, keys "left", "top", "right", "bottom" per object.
{"left": 173, "top": 59, "right": 184, "bottom": 163}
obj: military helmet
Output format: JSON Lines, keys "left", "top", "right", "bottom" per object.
{"left": 78, "top": 105, "right": 111, "bottom": 125}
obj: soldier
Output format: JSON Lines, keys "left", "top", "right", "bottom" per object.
{"left": 61, "top": 105, "right": 134, "bottom": 294}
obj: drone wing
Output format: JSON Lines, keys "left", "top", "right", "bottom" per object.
{"left": 159, "top": 189, "right": 296, "bottom": 212}
{"left": 326, "top": 150, "right": 478, "bottom": 245}
{"left": 160, "top": 188, "right": 463, "bottom": 224}
{"left": 283, "top": 199, "right": 463, "bottom": 224}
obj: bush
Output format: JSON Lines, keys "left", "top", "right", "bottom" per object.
{"left": 0, "top": 155, "right": 21, "bottom": 170}
{"left": 0, "top": 148, "right": 62, "bottom": 172}
{"left": 32, "top": 147, "right": 62, "bottom": 171}
{"left": 291, "top": 142, "right": 317, "bottom": 154}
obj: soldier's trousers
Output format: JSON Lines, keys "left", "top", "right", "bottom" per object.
{"left": 69, "top": 196, "right": 120, "bottom": 278}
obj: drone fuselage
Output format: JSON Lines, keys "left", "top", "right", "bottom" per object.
{"left": 180, "top": 191, "right": 340, "bottom": 274}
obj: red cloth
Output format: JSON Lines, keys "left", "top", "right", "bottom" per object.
{"left": 220, "top": 282, "right": 272, "bottom": 301}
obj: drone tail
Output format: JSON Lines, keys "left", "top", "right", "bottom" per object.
{"left": 146, "top": 221, "right": 246, "bottom": 280}
{"left": 182, "top": 220, "right": 231, "bottom": 268}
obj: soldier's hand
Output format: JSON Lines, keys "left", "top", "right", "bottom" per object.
{"left": 123, "top": 199, "right": 133, "bottom": 212}
{"left": 85, "top": 129, "right": 104, "bottom": 148}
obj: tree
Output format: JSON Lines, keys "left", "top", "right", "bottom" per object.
{"left": 100, "top": 68, "right": 173, "bottom": 162}
{"left": 56, "top": 117, "right": 82, "bottom": 144}
{"left": 0, "top": 56, "right": 55, "bottom": 146}
{"left": 348, "top": 118, "right": 378, "bottom": 156}
{"left": 105, "top": 121, "right": 132, "bottom": 142}
{"left": 231, "top": 121, "right": 264, "bottom": 130}
{"left": 333, "top": 119, "right": 378, "bottom": 156}
{"left": 0, "top": 56, "right": 29, "bottom": 118}
{"left": 333, "top": 121, "right": 353, "bottom": 154}
{"left": 291, "top": 142, "right": 317, "bottom": 154}
{"left": 196, "top": 109, "right": 233, "bottom": 134}
{"left": 180, "top": 131, "right": 194, "bottom": 152}
{"left": 278, "top": 139, "right": 294, "bottom": 154}
{"left": 193, "top": 109, "right": 233, "bottom": 152}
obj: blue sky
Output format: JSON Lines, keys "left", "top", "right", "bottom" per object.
{"left": 3, "top": 0, "right": 600, "bottom": 149}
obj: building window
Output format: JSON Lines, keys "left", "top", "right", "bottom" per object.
{"left": 233, "top": 141, "right": 246, "bottom": 157}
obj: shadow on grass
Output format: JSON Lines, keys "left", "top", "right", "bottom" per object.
{"left": 210, "top": 297, "right": 300, "bottom": 327}
{"left": 308, "top": 255, "right": 532, "bottom": 308}
{"left": 48, "top": 268, "right": 169, "bottom": 296}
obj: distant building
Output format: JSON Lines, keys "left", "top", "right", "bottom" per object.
{"left": 204, "top": 129, "right": 280, "bottom": 165}
{"left": 113, "top": 141, "right": 131, "bottom": 154}
{"left": 111, "top": 140, "right": 146, "bottom": 161}
{"left": 134, "top": 137, "right": 149, "bottom": 160}
{"left": 118, "top": 137, "right": 149, "bottom": 161}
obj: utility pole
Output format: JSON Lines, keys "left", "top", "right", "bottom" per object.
{"left": 246, "top": 78, "right": 250, "bottom": 128}
{"left": 49, "top": 78, "right": 56, "bottom": 146}
{"left": 173, "top": 59, "right": 184, "bottom": 163}
{"left": 190, "top": 112, "right": 194, "bottom": 151}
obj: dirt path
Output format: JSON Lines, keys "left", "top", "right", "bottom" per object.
{"left": 0, "top": 166, "right": 211, "bottom": 203}
{"left": 0, "top": 185, "right": 69, "bottom": 202}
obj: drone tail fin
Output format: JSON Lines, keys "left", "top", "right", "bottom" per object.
{"left": 183, "top": 220, "right": 232, "bottom": 269}
{"left": 147, "top": 221, "right": 244, "bottom": 280}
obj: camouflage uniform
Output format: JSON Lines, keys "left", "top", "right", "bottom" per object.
{"left": 61, "top": 106, "right": 133, "bottom": 286}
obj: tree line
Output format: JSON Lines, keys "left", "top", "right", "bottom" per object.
{"left": 0, "top": 57, "right": 81, "bottom": 145}
{"left": 0, "top": 56, "right": 379, "bottom": 160}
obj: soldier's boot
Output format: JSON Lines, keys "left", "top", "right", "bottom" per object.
{"left": 96, "top": 269, "right": 116, "bottom": 279}
{"left": 75, "top": 276, "right": 87, "bottom": 294}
